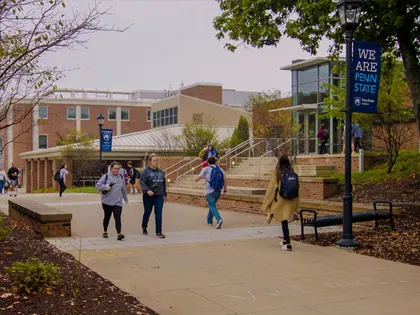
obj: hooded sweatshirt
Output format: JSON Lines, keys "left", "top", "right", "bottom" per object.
{"left": 140, "top": 166, "right": 167, "bottom": 196}
{"left": 96, "top": 171, "right": 128, "bottom": 206}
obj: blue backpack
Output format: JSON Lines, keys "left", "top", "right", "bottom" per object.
{"left": 279, "top": 168, "right": 299, "bottom": 199}
{"left": 209, "top": 166, "right": 224, "bottom": 191}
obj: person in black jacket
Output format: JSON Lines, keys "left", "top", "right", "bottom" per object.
{"left": 7, "top": 163, "right": 20, "bottom": 197}
{"left": 140, "top": 153, "right": 167, "bottom": 238}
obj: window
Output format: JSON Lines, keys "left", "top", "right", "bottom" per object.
{"left": 39, "top": 106, "right": 48, "bottom": 119}
{"left": 319, "top": 64, "right": 330, "bottom": 79}
{"left": 108, "top": 108, "right": 116, "bottom": 120}
{"left": 81, "top": 108, "right": 89, "bottom": 120}
{"left": 297, "top": 67, "right": 318, "bottom": 85}
{"left": 146, "top": 109, "right": 151, "bottom": 122}
{"left": 67, "top": 107, "right": 76, "bottom": 119}
{"left": 121, "top": 109, "right": 130, "bottom": 121}
{"left": 152, "top": 106, "right": 178, "bottom": 128}
{"left": 39, "top": 135, "right": 48, "bottom": 149}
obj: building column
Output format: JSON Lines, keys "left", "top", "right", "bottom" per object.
{"left": 63, "top": 156, "right": 73, "bottom": 189}
{"left": 25, "top": 160, "right": 31, "bottom": 193}
{"left": 30, "top": 160, "right": 36, "bottom": 193}
{"left": 116, "top": 107, "right": 122, "bottom": 136}
{"left": 76, "top": 105, "right": 81, "bottom": 132}
{"left": 33, "top": 104, "right": 39, "bottom": 151}
{"left": 52, "top": 159, "right": 57, "bottom": 189}
{"left": 46, "top": 159, "right": 53, "bottom": 188}
{"left": 7, "top": 110, "right": 13, "bottom": 169}
{"left": 36, "top": 159, "right": 41, "bottom": 191}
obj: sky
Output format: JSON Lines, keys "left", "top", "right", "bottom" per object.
{"left": 45, "top": 0, "right": 333, "bottom": 95}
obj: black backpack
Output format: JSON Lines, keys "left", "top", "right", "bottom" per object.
{"left": 53, "top": 171, "right": 61, "bottom": 182}
{"left": 279, "top": 168, "right": 299, "bottom": 199}
{"left": 322, "top": 129, "right": 329, "bottom": 141}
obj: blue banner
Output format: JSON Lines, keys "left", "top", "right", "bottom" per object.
{"left": 352, "top": 41, "right": 382, "bottom": 113}
{"left": 100, "top": 129, "right": 113, "bottom": 152}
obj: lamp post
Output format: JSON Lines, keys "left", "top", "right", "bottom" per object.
{"left": 97, "top": 113, "right": 105, "bottom": 174}
{"left": 336, "top": 0, "right": 362, "bottom": 249}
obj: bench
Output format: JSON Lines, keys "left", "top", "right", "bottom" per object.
{"left": 8, "top": 200, "right": 72, "bottom": 238}
{"left": 299, "top": 201, "right": 395, "bottom": 240}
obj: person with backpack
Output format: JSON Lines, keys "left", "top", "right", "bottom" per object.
{"left": 199, "top": 143, "right": 208, "bottom": 168}
{"left": 54, "top": 164, "right": 69, "bottom": 198}
{"left": 96, "top": 161, "right": 128, "bottom": 241}
{"left": 262, "top": 155, "right": 300, "bottom": 251}
{"left": 316, "top": 124, "right": 329, "bottom": 155}
{"left": 0, "top": 166, "right": 8, "bottom": 194}
{"left": 7, "top": 163, "right": 20, "bottom": 197}
{"left": 140, "top": 153, "right": 167, "bottom": 238}
{"left": 195, "top": 156, "right": 227, "bottom": 229}
{"left": 127, "top": 161, "right": 140, "bottom": 195}
{"left": 352, "top": 123, "right": 363, "bottom": 152}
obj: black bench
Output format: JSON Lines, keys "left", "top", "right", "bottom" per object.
{"left": 299, "top": 201, "right": 395, "bottom": 240}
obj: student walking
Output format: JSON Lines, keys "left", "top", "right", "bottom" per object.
{"left": 195, "top": 156, "right": 227, "bottom": 229}
{"left": 262, "top": 155, "right": 300, "bottom": 251}
{"left": 127, "top": 161, "right": 140, "bottom": 195}
{"left": 316, "top": 124, "right": 329, "bottom": 155}
{"left": 7, "top": 163, "right": 19, "bottom": 197}
{"left": 140, "top": 154, "right": 167, "bottom": 238}
{"left": 352, "top": 123, "right": 363, "bottom": 152}
{"left": 0, "top": 166, "right": 7, "bottom": 194}
{"left": 96, "top": 161, "right": 128, "bottom": 241}
{"left": 57, "top": 164, "right": 69, "bottom": 197}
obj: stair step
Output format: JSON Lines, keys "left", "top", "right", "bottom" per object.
{"left": 168, "top": 186, "right": 266, "bottom": 195}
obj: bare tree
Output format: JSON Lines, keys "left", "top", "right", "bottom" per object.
{"left": 0, "top": 0, "right": 127, "bottom": 149}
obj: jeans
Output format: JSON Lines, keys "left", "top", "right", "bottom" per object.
{"left": 205, "top": 190, "right": 222, "bottom": 224}
{"left": 354, "top": 137, "right": 361, "bottom": 152}
{"left": 319, "top": 140, "right": 328, "bottom": 154}
{"left": 142, "top": 194, "right": 164, "bottom": 234}
{"left": 281, "top": 220, "right": 290, "bottom": 244}
{"left": 102, "top": 204, "right": 122, "bottom": 234}
{"left": 0, "top": 180, "right": 4, "bottom": 193}
{"left": 59, "top": 179, "right": 66, "bottom": 197}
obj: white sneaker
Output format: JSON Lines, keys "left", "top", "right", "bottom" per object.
{"left": 281, "top": 244, "right": 292, "bottom": 251}
{"left": 216, "top": 220, "right": 223, "bottom": 229}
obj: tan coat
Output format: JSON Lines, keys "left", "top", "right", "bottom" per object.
{"left": 262, "top": 170, "right": 300, "bottom": 222}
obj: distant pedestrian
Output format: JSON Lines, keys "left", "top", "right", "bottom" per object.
{"left": 7, "top": 163, "right": 19, "bottom": 197}
{"left": 127, "top": 161, "right": 140, "bottom": 195}
{"left": 195, "top": 156, "right": 227, "bottom": 229}
{"left": 201, "top": 144, "right": 210, "bottom": 168}
{"left": 96, "top": 161, "right": 128, "bottom": 241}
{"left": 140, "top": 154, "right": 167, "bottom": 238}
{"left": 352, "top": 123, "right": 363, "bottom": 152}
{"left": 0, "top": 166, "right": 7, "bottom": 194}
{"left": 58, "top": 164, "right": 68, "bottom": 197}
{"left": 262, "top": 155, "right": 300, "bottom": 251}
{"left": 316, "top": 124, "right": 329, "bottom": 155}
{"left": 207, "top": 144, "right": 219, "bottom": 160}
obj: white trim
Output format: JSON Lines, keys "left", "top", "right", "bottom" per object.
{"left": 269, "top": 104, "right": 318, "bottom": 113}
{"left": 76, "top": 106, "right": 81, "bottom": 132}
{"left": 280, "top": 57, "right": 346, "bottom": 71}
{"left": 33, "top": 105, "right": 39, "bottom": 151}
{"left": 38, "top": 134, "right": 48, "bottom": 149}
{"left": 116, "top": 107, "right": 121, "bottom": 136}
{"left": 39, "top": 98, "right": 153, "bottom": 107}
{"left": 121, "top": 108, "right": 130, "bottom": 121}
{"left": 7, "top": 111, "right": 13, "bottom": 169}
{"left": 146, "top": 109, "right": 151, "bottom": 122}
{"left": 67, "top": 107, "right": 77, "bottom": 120}
{"left": 80, "top": 107, "right": 90, "bottom": 120}
{"left": 108, "top": 108, "right": 117, "bottom": 121}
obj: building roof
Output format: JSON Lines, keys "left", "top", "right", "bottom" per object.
{"left": 280, "top": 57, "right": 346, "bottom": 71}
{"left": 19, "top": 124, "right": 235, "bottom": 159}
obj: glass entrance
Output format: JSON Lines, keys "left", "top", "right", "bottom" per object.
{"left": 297, "top": 111, "right": 318, "bottom": 154}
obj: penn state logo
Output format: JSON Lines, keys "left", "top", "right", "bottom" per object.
{"left": 103, "top": 134, "right": 110, "bottom": 141}
{"left": 354, "top": 97, "right": 362, "bottom": 107}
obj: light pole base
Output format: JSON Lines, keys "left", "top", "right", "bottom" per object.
{"left": 336, "top": 235, "right": 358, "bottom": 250}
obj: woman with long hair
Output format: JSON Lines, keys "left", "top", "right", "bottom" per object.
{"left": 262, "top": 155, "right": 300, "bottom": 251}
{"left": 140, "top": 153, "right": 167, "bottom": 238}
{"left": 96, "top": 161, "right": 128, "bottom": 241}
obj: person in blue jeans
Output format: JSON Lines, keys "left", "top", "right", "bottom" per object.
{"left": 140, "top": 153, "right": 167, "bottom": 238}
{"left": 195, "top": 156, "right": 228, "bottom": 229}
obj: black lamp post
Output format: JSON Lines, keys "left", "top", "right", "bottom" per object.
{"left": 97, "top": 113, "right": 105, "bottom": 174}
{"left": 336, "top": 0, "right": 362, "bottom": 249}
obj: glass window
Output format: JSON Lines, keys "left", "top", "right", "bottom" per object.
{"left": 174, "top": 114, "right": 178, "bottom": 124}
{"left": 121, "top": 109, "right": 129, "bottom": 120}
{"left": 39, "top": 106, "right": 48, "bottom": 119}
{"left": 165, "top": 116, "right": 170, "bottom": 125}
{"left": 39, "top": 135, "right": 48, "bottom": 149}
{"left": 67, "top": 108, "right": 76, "bottom": 119}
{"left": 292, "top": 86, "right": 298, "bottom": 106}
{"left": 169, "top": 116, "right": 174, "bottom": 125}
{"left": 318, "top": 79, "right": 330, "bottom": 103}
{"left": 108, "top": 109, "right": 116, "bottom": 120}
{"left": 297, "top": 67, "right": 318, "bottom": 84}
{"left": 147, "top": 109, "right": 151, "bottom": 122}
{"left": 169, "top": 107, "right": 174, "bottom": 116}
{"left": 297, "top": 81, "right": 318, "bottom": 105}
{"left": 319, "top": 63, "right": 329, "bottom": 79}
{"left": 81, "top": 108, "right": 89, "bottom": 120}
{"left": 292, "top": 71, "right": 298, "bottom": 86}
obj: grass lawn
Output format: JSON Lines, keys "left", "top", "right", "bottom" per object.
{"left": 33, "top": 186, "right": 98, "bottom": 194}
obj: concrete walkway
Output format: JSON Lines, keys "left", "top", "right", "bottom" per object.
{"left": 1, "top": 193, "right": 420, "bottom": 315}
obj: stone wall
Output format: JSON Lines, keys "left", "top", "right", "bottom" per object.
{"left": 295, "top": 155, "right": 375, "bottom": 174}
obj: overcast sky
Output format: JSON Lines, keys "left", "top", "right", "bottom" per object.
{"left": 46, "top": 0, "right": 333, "bottom": 95}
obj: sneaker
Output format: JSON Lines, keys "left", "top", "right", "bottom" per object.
{"left": 142, "top": 229, "right": 148, "bottom": 235}
{"left": 14, "top": 194, "right": 17, "bottom": 197}
{"left": 156, "top": 233, "right": 166, "bottom": 239}
{"left": 281, "top": 244, "right": 292, "bottom": 251}
{"left": 102, "top": 232, "right": 108, "bottom": 238}
{"left": 117, "top": 234, "right": 125, "bottom": 241}
{"left": 208, "top": 223, "right": 213, "bottom": 226}
{"left": 216, "top": 220, "right": 223, "bottom": 229}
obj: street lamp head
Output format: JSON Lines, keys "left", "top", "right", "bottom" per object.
{"left": 336, "top": 0, "right": 363, "bottom": 31}
{"left": 97, "top": 113, "right": 105, "bottom": 127}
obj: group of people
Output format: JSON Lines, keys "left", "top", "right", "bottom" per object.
{"left": 316, "top": 123, "right": 364, "bottom": 155}
{"left": 0, "top": 163, "right": 21, "bottom": 197}
{"left": 199, "top": 143, "right": 218, "bottom": 168}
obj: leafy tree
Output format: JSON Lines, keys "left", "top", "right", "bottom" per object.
{"left": 0, "top": 0, "right": 125, "bottom": 149}
{"left": 230, "top": 126, "right": 240, "bottom": 147}
{"left": 322, "top": 56, "right": 414, "bottom": 173}
{"left": 175, "top": 123, "right": 220, "bottom": 155}
{"left": 237, "top": 115, "right": 250, "bottom": 143}
{"left": 214, "top": 0, "right": 420, "bottom": 138}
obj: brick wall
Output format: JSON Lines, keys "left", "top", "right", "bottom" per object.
{"left": 181, "top": 85, "right": 223, "bottom": 104}
{"left": 372, "top": 121, "right": 419, "bottom": 151}
{"left": 295, "top": 155, "right": 375, "bottom": 173}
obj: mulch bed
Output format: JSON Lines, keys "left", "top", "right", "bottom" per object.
{"left": 0, "top": 215, "right": 159, "bottom": 314}
{"left": 291, "top": 206, "right": 420, "bottom": 266}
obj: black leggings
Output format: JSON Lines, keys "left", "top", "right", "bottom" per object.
{"left": 102, "top": 204, "right": 122, "bottom": 234}
{"left": 281, "top": 220, "right": 290, "bottom": 244}
{"left": 59, "top": 179, "right": 66, "bottom": 197}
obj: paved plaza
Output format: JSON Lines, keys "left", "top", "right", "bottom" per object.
{"left": 1, "top": 193, "right": 420, "bottom": 314}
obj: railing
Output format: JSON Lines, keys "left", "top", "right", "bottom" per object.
{"left": 165, "top": 157, "right": 203, "bottom": 183}
{"left": 218, "top": 139, "right": 251, "bottom": 168}
{"left": 163, "top": 157, "right": 192, "bottom": 175}
{"left": 257, "top": 138, "right": 299, "bottom": 175}
{"left": 228, "top": 139, "right": 269, "bottom": 166}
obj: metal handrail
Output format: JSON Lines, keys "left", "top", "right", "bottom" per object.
{"left": 163, "top": 157, "right": 192, "bottom": 174}
{"left": 218, "top": 139, "right": 251, "bottom": 168}
{"left": 229, "top": 140, "right": 267, "bottom": 162}
{"left": 257, "top": 138, "right": 299, "bottom": 175}
{"left": 165, "top": 157, "right": 202, "bottom": 180}
{"left": 173, "top": 159, "right": 208, "bottom": 186}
